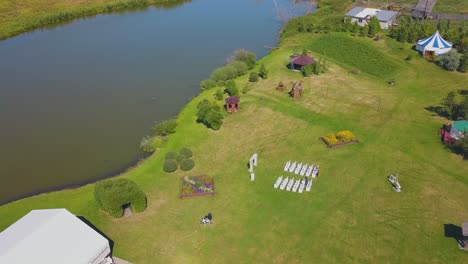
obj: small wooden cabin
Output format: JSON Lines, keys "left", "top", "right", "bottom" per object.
{"left": 290, "top": 53, "right": 315, "bottom": 71}
{"left": 289, "top": 81, "right": 303, "bottom": 100}
{"left": 225, "top": 96, "right": 240, "bottom": 113}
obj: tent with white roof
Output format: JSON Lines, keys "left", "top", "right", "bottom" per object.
{"left": 0, "top": 208, "right": 112, "bottom": 264}
{"left": 416, "top": 30, "right": 452, "bottom": 57}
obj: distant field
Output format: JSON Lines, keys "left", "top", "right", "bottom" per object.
{"left": 303, "top": 34, "right": 402, "bottom": 80}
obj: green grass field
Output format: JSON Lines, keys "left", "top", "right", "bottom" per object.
{"left": 0, "top": 32, "right": 466, "bottom": 263}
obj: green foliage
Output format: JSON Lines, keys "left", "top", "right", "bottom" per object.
{"left": 249, "top": 72, "right": 259, "bottom": 82}
{"left": 153, "top": 119, "right": 177, "bottom": 136}
{"left": 94, "top": 178, "right": 147, "bottom": 218}
{"left": 163, "top": 159, "right": 178, "bottom": 173}
{"left": 165, "top": 151, "right": 177, "bottom": 160}
{"left": 440, "top": 50, "right": 462, "bottom": 71}
{"left": 225, "top": 80, "right": 240, "bottom": 97}
{"left": 140, "top": 136, "right": 156, "bottom": 153}
{"left": 451, "top": 132, "right": 468, "bottom": 159}
{"left": 241, "top": 85, "right": 251, "bottom": 94}
{"left": 196, "top": 99, "right": 224, "bottom": 130}
{"left": 359, "top": 24, "right": 369, "bottom": 37}
{"left": 180, "top": 159, "right": 195, "bottom": 171}
{"left": 441, "top": 91, "right": 468, "bottom": 120}
{"left": 231, "top": 49, "right": 257, "bottom": 69}
{"left": 229, "top": 61, "right": 249, "bottom": 76}
{"left": 301, "top": 64, "right": 314, "bottom": 77}
{"left": 459, "top": 50, "right": 468, "bottom": 72}
{"left": 259, "top": 64, "right": 269, "bottom": 79}
{"left": 179, "top": 147, "right": 193, "bottom": 158}
{"left": 214, "top": 89, "right": 224, "bottom": 100}
{"left": 368, "top": 16, "right": 380, "bottom": 37}
{"left": 176, "top": 154, "right": 185, "bottom": 163}
{"left": 352, "top": 22, "right": 359, "bottom": 35}
{"left": 210, "top": 64, "right": 238, "bottom": 82}
{"left": 201, "top": 79, "right": 217, "bottom": 90}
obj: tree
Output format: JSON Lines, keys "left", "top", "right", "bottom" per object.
{"left": 249, "top": 72, "right": 259, "bottom": 82}
{"left": 352, "top": 22, "right": 359, "bottom": 35}
{"left": 225, "top": 80, "right": 239, "bottom": 97}
{"left": 439, "top": 50, "right": 461, "bottom": 71}
{"left": 368, "top": 17, "right": 380, "bottom": 37}
{"left": 200, "top": 79, "right": 216, "bottom": 90}
{"left": 214, "top": 89, "right": 224, "bottom": 100}
{"left": 458, "top": 50, "right": 468, "bottom": 72}
{"left": 153, "top": 119, "right": 177, "bottom": 136}
{"left": 360, "top": 24, "right": 369, "bottom": 37}
{"left": 196, "top": 99, "right": 224, "bottom": 130}
{"left": 231, "top": 49, "right": 256, "bottom": 69}
{"left": 259, "top": 64, "right": 269, "bottom": 79}
{"left": 301, "top": 64, "right": 313, "bottom": 76}
{"left": 343, "top": 17, "right": 352, "bottom": 32}
{"left": 442, "top": 91, "right": 457, "bottom": 118}
{"left": 204, "top": 110, "right": 223, "bottom": 130}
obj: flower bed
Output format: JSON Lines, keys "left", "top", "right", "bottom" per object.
{"left": 180, "top": 175, "right": 215, "bottom": 199}
{"left": 321, "top": 130, "right": 359, "bottom": 148}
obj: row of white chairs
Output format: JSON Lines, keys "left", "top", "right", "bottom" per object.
{"left": 274, "top": 176, "right": 312, "bottom": 193}
{"left": 283, "top": 161, "right": 320, "bottom": 178}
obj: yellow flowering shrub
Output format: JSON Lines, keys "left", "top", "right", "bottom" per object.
{"left": 322, "top": 134, "right": 339, "bottom": 145}
{"left": 322, "top": 130, "right": 357, "bottom": 145}
{"left": 336, "top": 130, "right": 356, "bottom": 142}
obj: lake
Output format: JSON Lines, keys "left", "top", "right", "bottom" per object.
{"left": 0, "top": 0, "right": 315, "bottom": 204}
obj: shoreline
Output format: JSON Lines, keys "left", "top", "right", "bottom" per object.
{"left": 0, "top": 152, "right": 150, "bottom": 206}
{"left": 0, "top": 0, "right": 191, "bottom": 41}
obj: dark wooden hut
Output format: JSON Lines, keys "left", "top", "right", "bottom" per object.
{"left": 290, "top": 53, "right": 315, "bottom": 71}
{"left": 225, "top": 96, "right": 240, "bottom": 113}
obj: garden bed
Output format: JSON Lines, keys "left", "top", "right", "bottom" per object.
{"left": 320, "top": 130, "right": 359, "bottom": 148}
{"left": 180, "top": 175, "right": 215, "bottom": 199}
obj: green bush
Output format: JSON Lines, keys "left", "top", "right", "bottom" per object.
{"left": 94, "top": 178, "right": 147, "bottom": 218}
{"left": 225, "top": 80, "right": 240, "bottom": 97}
{"left": 153, "top": 119, "right": 177, "bottom": 136}
{"left": 259, "top": 64, "right": 269, "bottom": 79}
{"left": 180, "top": 159, "right": 195, "bottom": 171}
{"left": 440, "top": 50, "right": 462, "bottom": 71}
{"left": 231, "top": 49, "right": 257, "bottom": 69}
{"left": 140, "top": 136, "right": 156, "bottom": 153}
{"left": 249, "top": 72, "right": 259, "bottom": 82}
{"left": 163, "top": 159, "right": 178, "bottom": 173}
{"left": 201, "top": 79, "right": 217, "bottom": 90}
{"left": 230, "top": 61, "right": 249, "bottom": 76}
{"left": 179, "top": 147, "right": 193, "bottom": 158}
{"left": 301, "top": 64, "right": 313, "bottom": 77}
{"left": 214, "top": 89, "right": 224, "bottom": 100}
{"left": 196, "top": 99, "right": 224, "bottom": 130}
{"left": 176, "top": 154, "right": 185, "bottom": 163}
{"left": 165, "top": 151, "right": 177, "bottom": 160}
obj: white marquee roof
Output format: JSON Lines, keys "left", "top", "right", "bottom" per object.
{"left": 0, "top": 209, "right": 110, "bottom": 264}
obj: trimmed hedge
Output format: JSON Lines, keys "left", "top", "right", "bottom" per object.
{"left": 180, "top": 159, "right": 195, "bottom": 171}
{"left": 176, "top": 154, "right": 185, "bottom": 163}
{"left": 94, "top": 178, "right": 147, "bottom": 218}
{"left": 165, "top": 151, "right": 177, "bottom": 160}
{"left": 179, "top": 147, "right": 193, "bottom": 158}
{"left": 163, "top": 159, "right": 178, "bottom": 173}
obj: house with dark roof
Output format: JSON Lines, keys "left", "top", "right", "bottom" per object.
{"left": 345, "top": 7, "right": 399, "bottom": 29}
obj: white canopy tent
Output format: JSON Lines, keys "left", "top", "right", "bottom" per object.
{"left": 416, "top": 30, "right": 452, "bottom": 57}
{"left": 0, "top": 208, "right": 112, "bottom": 264}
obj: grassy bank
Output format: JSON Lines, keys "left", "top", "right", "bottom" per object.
{"left": 0, "top": 0, "right": 190, "bottom": 40}
{"left": 0, "top": 31, "right": 467, "bottom": 263}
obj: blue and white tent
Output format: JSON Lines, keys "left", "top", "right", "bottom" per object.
{"left": 416, "top": 30, "right": 452, "bottom": 56}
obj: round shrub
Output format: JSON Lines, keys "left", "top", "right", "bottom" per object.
{"left": 249, "top": 72, "right": 259, "bottom": 82}
{"left": 176, "top": 154, "right": 185, "bottom": 163}
{"left": 94, "top": 178, "right": 147, "bottom": 218}
{"left": 165, "top": 151, "right": 177, "bottom": 160}
{"left": 179, "top": 147, "right": 193, "bottom": 158}
{"left": 180, "top": 159, "right": 195, "bottom": 171}
{"left": 163, "top": 159, "right": 178, "bottom": 173}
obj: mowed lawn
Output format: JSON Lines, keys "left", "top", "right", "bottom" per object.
{"left": 0, "top": 33, "right": 467, "bottom": 263}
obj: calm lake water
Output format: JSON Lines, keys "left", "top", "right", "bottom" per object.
{"left": 0, "top": 0, "right": 315, "bottom": 204}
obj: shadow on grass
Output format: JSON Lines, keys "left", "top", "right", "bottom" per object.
{"left": 443, "top": 224, "right": 467, "bottom": 249}
{"left": 78, "top": 216, "right": 114, "bottom": 253}
{"left": 424, "top": 106, "right": 448, "bottom": 118}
